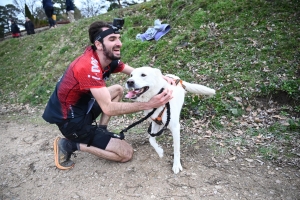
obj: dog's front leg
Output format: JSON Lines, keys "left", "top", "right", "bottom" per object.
{"left": 149, "top": 136, "right": 163, "bottom": 158}
{"left": 171, "top": 124, "right": 182, "bottom": 174}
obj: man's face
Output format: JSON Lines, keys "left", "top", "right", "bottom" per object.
{"left": 101, "top": 28, "right": 122, "bottom": 60}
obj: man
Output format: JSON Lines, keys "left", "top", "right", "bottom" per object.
{"left": 24, "top": 17, "right": 35, "bottom": 35}
{"left": 42, "top": 21, "right": 173, "bottom": 170}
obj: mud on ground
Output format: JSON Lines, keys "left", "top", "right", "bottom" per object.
{"left": 0, "top": 106, "right": 299, "bottom": 200}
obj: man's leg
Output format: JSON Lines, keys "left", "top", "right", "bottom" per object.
{"left": 54, "top": 84, "right": 132, "bottom": 169}
{"left": 80, "top": 84, "right": 133, "bottom": 162}
{"left": 54, "top": 131, "right": 134, "bottom": 169}
{"left": 45, "top": 8, "right": 55, "bottom": 27}
{"left": 98, "top": 84, "right": 123, "bottom": 125}
{"left": 79, "top": 138, "right": 133, "bottom": 162}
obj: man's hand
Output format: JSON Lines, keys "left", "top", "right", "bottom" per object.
{"left": 162, "top": 75, "right": 176, "bottom": 85}
{"left": 146, "top": 88, "right": 173, "bottom": 109}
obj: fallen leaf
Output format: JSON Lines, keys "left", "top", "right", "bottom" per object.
{"left": 245, "top": 158, "right": 254, "bottom": 162}
{"left": 235, "top": 129, "right": 243, "bottom": 135}
{"left": 229, "top": 156, "right": 236, "bottom": 161}
{"left": 254, "top": 118, "right": 261, "bottom": 123}
{"left": 272, "top": 115, "right": 287, "bottom": 120}
{"left": 246, "top": 106, "right": 252, "bottom": 112}
{"left": 233, "top": 97, "right": 242, "bottom": 102}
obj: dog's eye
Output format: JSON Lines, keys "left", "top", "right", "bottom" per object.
{"left": 141, "top": 74, "right": 146, "bottom": 77}
{"left": 130, "top": 74, "right": 133, "bottom": 77}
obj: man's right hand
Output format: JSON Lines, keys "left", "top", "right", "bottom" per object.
{"left": 146, "top": 88, "right": 173, "bottom": 109}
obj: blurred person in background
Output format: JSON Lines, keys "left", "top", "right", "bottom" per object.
{"left": 24, "top": 17, "right": 35, "bottom": 35}
{"left": 10, "top": 20, "right": 21, "bottom": 38}
{"left": 43, "top": 0, "right": 57, "bottom": 28}
{"left": 66, "top": 0, "right": 75, "bottom": 22}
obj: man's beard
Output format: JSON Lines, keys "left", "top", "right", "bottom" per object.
{"left": 103, "top": 43, "right": 121, "bottom": 60}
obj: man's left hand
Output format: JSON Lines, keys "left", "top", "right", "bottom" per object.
{"left": 162, "top": 75, "right": 176, "bottom": 85}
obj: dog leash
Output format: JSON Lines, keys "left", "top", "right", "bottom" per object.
{"left": 118, "top": 88, "right": 170, "bottom": 139}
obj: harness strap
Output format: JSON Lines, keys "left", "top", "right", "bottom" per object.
{"left": 175, "top": 79, "right": 186, "bottom": 89}
{"left": 147, "top": 101, "right": 171, "bottom": 137}
{"left": 150, "top": 78, "right": 184, "bottom": 126}
{"left": 151, "top": 106, "right": 166, "bottom": 125}
{"left": 118, "top": 88, "right": 165, "bottom": 140}
{"left": 118, "top": 108, "right": 157, "bottom": 139}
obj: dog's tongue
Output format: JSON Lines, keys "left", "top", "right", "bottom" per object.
{"left": 125, "top": 91, "right": 137, "bottom": 98}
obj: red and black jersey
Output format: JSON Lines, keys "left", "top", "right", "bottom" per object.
{"left": 42, "top": 46, "right": 125, "bottom": 124}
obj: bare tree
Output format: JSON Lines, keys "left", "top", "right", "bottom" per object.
{"left": 80, "top": 0, "right": 106, "bottom": 18}
{"left": 107, "top": 0, "right": 140, "bottom": 9}
{"left": 0, "top": 4, "right": 21, "bottom": 34}
{"left": 12, "top": 0, "right": 38, "bottom": 17}
{"left": 106, "top": 0, "right": 124, "bottom": 8}
{"left": 34, "top": 5, "right": 47, "bottom": 20}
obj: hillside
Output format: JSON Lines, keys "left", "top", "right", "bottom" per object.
{"left": 0, "top": 0, "right": 299, "bottom": 166}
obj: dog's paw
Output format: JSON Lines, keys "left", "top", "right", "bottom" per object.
{"left": 156, "top": 147, "right": 164, "bottom": 158}
{"left": 172, "top": 163, "right": 183, "bottom": 174}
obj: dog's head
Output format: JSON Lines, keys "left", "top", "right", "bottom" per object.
{"left": 125, "top": 66, "right": 166, "bottom": 102}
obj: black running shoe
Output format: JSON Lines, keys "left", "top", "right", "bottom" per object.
{"left": 53, "top": 137, "right": 75, "bottom": 170}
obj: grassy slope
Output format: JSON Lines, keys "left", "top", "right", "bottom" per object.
{"left": 0, "top": 0, "right": 299, "bottom": 119}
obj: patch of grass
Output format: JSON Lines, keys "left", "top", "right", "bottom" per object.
{"left": 258, "top": 145, "right": 279, "bottom": 160}
{"left": 0, "top": 0, "right": 299, "bottom": 161}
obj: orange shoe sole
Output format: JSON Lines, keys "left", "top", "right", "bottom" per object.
{"left": 53, "top": 137, "right": 75, "bottom": 170}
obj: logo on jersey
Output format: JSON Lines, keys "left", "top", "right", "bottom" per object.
{"left": 91, "top": 57, "right": 100, "bottom": 73}
{"left": 88, "top": 74, "right": 101, "bottom": 81}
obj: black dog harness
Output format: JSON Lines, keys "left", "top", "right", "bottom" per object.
{"left": 118, "top": 88, "right": 171, "bottom": 139}
{"left": 118, "top": 78, "right": 186, "bottom": 140}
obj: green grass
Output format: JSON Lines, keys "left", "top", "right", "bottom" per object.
{"left": 0, "top": 0, "right": 299, "bottom": 163}
{"left": 1, "top": 0, "right": 299, "bottom": 113}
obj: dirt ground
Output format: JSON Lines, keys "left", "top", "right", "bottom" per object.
{"left": 0, "top": 105, "right": 299, "bottom": 200}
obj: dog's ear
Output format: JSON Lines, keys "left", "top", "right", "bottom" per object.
{"left": 153, "top": 68, "right": 162, "bottom": 76}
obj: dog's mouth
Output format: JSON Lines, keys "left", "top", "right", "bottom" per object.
{"left": 125, "top": 86, "right": 149, "bottom": 99}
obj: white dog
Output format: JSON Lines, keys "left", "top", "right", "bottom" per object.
{"left": 125, "top": 66, "right": 215, "bottom": 174}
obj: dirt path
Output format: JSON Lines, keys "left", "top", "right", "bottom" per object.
{"left": 0, "top": 108, "right": 299, "bottom": 200}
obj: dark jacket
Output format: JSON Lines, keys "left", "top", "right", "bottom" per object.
{"left": 25, "top": 20, "right": 35, "bottom": 35}
{"left": 66, "top": 0, "right": 74, "bottom": 11}
{"left": 42, "top": 0, "right": 53, "bottom": 9}
{"left": 11, "top": 22, "right": 20, "bottom": 34}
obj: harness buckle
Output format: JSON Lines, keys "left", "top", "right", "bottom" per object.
{"left": 153, "top": 118, "right": 164, "bottom": 125}
{"left": 72, "top": 133, "right": 78, "bottom": 138}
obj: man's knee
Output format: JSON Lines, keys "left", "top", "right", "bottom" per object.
{"left": 110, "top": 84, "right": 124, "bottom": 102}
{"left": 115, "top": 84, "right": 124, "bottom": 96}
{"left": 120, "top": 146, "right": 133, "bottom": 162}
{"left": 106, "top": 138, "right": 133, "bottom": 162}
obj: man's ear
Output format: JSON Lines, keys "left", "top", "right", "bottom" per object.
{"left": 94, "top": 41, "right": 103, "bottom": 50}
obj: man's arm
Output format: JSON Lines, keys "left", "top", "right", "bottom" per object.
{"left": 121, "top": 64, "right": 134, "bottom": 75}
{"left": 90, "top": 87, "right": 173, "bottom": 116}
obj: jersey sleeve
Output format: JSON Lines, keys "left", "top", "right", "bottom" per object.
{"left": 112, "top": 60, "right": 125, "bottom": 73}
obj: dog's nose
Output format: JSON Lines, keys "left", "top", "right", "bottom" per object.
{"left": 127, "top": 80, "right": 135, "bottom": 87}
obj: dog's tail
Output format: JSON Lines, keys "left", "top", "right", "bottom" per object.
{"left": 182, "top": 81, "right": 216, "bottom": 97}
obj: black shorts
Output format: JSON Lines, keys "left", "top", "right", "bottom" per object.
{"left": 57, "top": 101, "right": 112, "bottom": 150}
